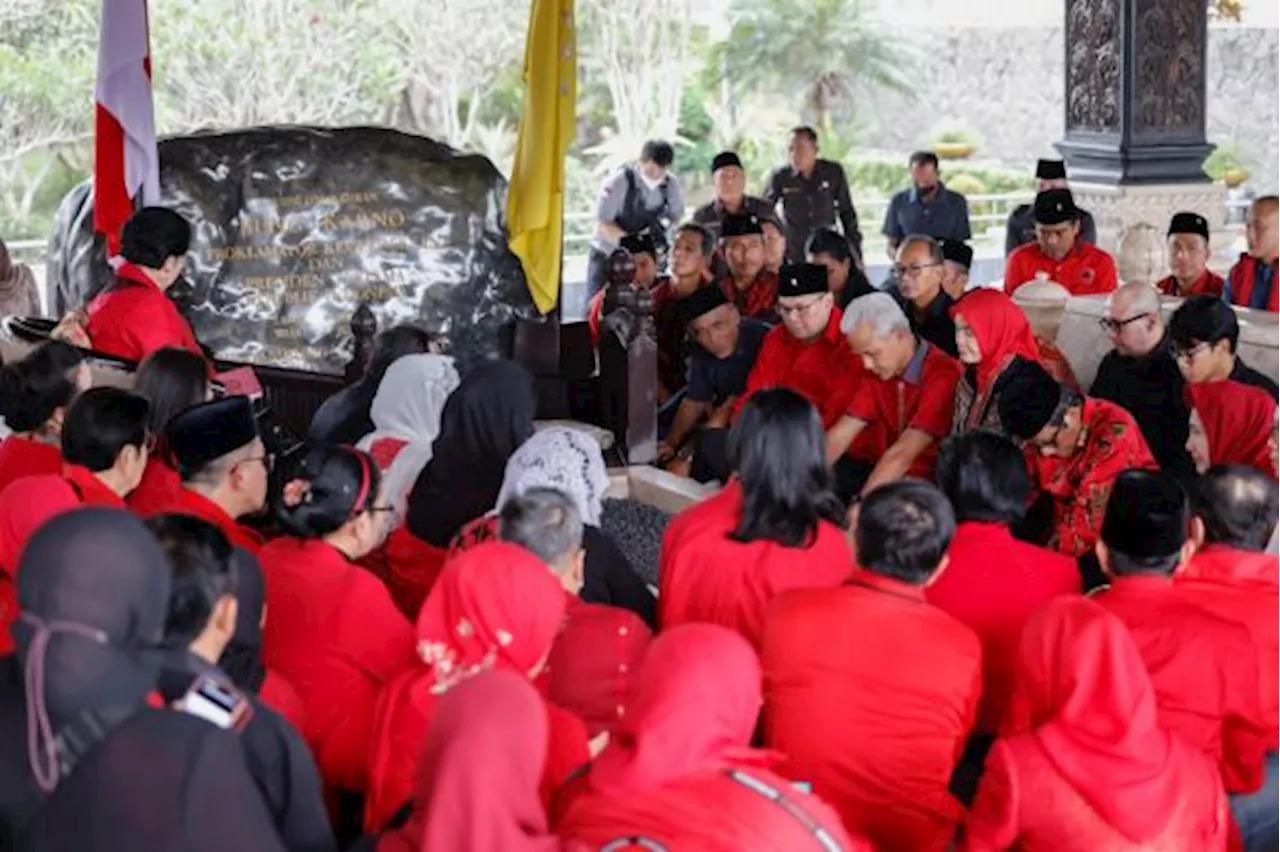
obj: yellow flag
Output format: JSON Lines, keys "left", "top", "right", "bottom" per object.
{"left": 506, "top": 0, "right": 576, "bottom": 315}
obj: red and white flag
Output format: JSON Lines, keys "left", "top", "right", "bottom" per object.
{"left": 93, "top": 0, "right": 159, "bottom": 256}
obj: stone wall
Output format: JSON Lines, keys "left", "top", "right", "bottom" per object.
{"left": 854, "top": 25, "right": 1280, "bottom": 192}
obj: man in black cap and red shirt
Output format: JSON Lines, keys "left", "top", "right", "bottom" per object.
{"left": 1004, "top": 188, "right": 1118, "bottom": 297}
{"left": 1004, "top": 158, "right": 1097, "bottom": 256}
{"left": 692, "top": 151, "right": 776, "bottom": 243}
{"left": 658, "top": 286, "right": 769, "bottom": 482}
{"left": 717, "top": 212, "right": 780, "bottom": 321}
{"left": 940, "top": 239, "right": 974, "bottom": 300}
{"left": 734, "top": 262, "right": 862, "bottom": 433}
{"left": 1158, "top": 211, "right": 1224, "bottom": 298}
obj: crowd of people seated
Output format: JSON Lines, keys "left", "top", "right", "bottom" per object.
{"left": 0, "top": 131, "right": 1275, "bottom": 850}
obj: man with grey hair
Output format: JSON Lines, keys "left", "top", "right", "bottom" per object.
{"left": 498, "top": 487, "right": 585, "bottom": 597}
{"left": 825, "top": 293, "right": 964, "bottom": 500}
{"left": 888, "top": 234, "right": 958, "bottom": 357}
{"left": 1090, "top": 281, "right": 1195, "bottom": 485}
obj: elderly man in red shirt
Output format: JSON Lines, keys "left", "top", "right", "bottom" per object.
{"left": 1157, "top": 211, "right": 1225, "bottom": 298}
{"left": 717, "top": 212, "right": 779, "bottom": 321}
{"left": 762, "top": 480, "right": 981, "bottom": 852}
{"left": 928, "top": 431, "right": 1079, "bottom": 735}
{"left": 1093, "top": 469, "right": 1270, "bottom": 800}
{"left": 825, "top": 292, "right": 962, "bottom": 499}
{"left": 1177, "top": 465, "right": 1280, "bottom": 850}
{"left": 1225, "top": 195, "right": 1279, "bottom": 312}
{"left": 1004, "top": 189, "right": 1118, "bottom": 297}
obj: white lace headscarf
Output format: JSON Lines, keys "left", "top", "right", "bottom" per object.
{"left": 495, "top": 426, "right": 609, "bottom": 527}
{"left": 356, "top": 353, "right": 460, "bottom": 524}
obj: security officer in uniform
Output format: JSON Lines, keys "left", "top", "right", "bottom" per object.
{"left": 764, "top": 126, "right": 862, "bottom": 264}
{"left": 1005, "top": 158, "right": 1097, "bottom": 257}
{"left": 585, "top": 139, "right": 684, "bottom": 300}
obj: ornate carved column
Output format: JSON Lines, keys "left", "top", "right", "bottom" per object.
{"left": 1058, "top": 0, "right": 1229, "bottom": 261}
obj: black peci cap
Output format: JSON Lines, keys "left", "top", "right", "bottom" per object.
{"left": 711, "top": 151, "right": 744, "bottom": 174}
{"left": 1167, "top": 211, "right": 1209, "bottom": 241}
{"left": 776, "top": 262, "right": 829, "bottom": 298}
{"left": 1032, "top": 189, "right": 1081, "bottom": 226}
{"left": 677, "top": 285, "right": 731, "bottom": 326}
{"left": 1035, "top": 159, "right": 1067, "bottom": 181}
{"left": 166, "top": 396, "right": 259, "bottom": 478}
{"left": 996, "top": 360, "right": 1063, "bottom": 440}
{"left": 941, "top": 239, "right": 974, "bottom": 270}
{"left": 720, "top": 212, "right": 764, "bottom": 239}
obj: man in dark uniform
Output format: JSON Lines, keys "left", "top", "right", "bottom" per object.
{"left": 586, "top": 139, "right": 684, "bottom": 299}
{"left": 692, "top": 151, "right": 775, "bottom": 242}
{"left": 886, "top": 234, "right": 958, "bottom": 357}
{"left": 764, "top": 126, "right": 862, "bottom": 263}
{"left": 940, "top": 239, "right": 974, "bottom": 300}
{"left": 1004, "top": 158, "right": 1096, "bottom": 257}
{"left": 658, "top": 286, "right": 768, "bottom": 482}
{"left": 882, "top": 151, "right": 972, "bottom": 260}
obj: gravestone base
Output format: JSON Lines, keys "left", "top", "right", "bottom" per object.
{"left": 1071, "top": 181, "right": 1235, "bottom": 269}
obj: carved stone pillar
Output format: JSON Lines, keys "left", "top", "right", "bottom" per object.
{"left": 597, "top": 249, "right": 658, "bottom": 465}
{"left": 1058, "top": 0, "right": 1227, "bottom": 262}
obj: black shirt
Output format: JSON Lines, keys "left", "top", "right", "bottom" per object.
{"left": 1091, "top": 337, "right": 1196, "bottom": 487}
{"left": 888, "top": 286, "right": 958, "bottom": 358}
{"left": 685, "top": 319, "right": 769, "bottom": 406}
{"left": 764, "top": 160, "right": 862, "bottom": 261}
{"left": 1231, "top": 358, "right": 1279, "bottom": 400}
{"left": 883, "top": 183, "right": 972, "bottom": 244}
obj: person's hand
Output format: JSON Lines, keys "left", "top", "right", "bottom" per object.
{"left": 51, "top": 310, "right": 90, "bottom": 349}
{"left": 666, "top": 457, "right": 692, "bottom": 479}
{"left": 706, "top": 400, "right": 734, "bottom": 430}
{"left": 656, "top": 442, "right": 676, "bottom": 465}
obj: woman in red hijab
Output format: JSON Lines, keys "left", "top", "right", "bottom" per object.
{"left": 555, "top": 623, "right": 865, "bottom": 850}
{"left": 950, "top": 289, "right": 1077, "bottom": 433}
{"left": 1186, "top": 380, "right": 1278, "bottom": 478}
{"left": 0, "top": 341, "right": 87, "bottom": 494}
{"left": 659, "top": 388, "right": 851, "bottom": 649}
{"left": 127, "top": 347, "right": 210, "bottom": 516}
{"left": 259, "top": 444, "right": 416, "bottom": 797}
{"left": 962, "top": 597, "right": 1230, "bottom": 851}
{"left": 543, "top": 601, "right": 652, "bottom": 738}
{"left": 374, "top": 670, "right": 584, "bottom": 852}
{"left": 364, "top": 541, "right": 588, "bottom": 833}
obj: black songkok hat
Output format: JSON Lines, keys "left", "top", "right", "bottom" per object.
{"left": 1032, "top": 189, "right": 1080, "bottom": 226}
{"left": 1035, "top": 158, "right": 1067, "bottom": 181}
{"left": 166, "top": 396, "right": 259, "bottom": 478}
{"left": 1167, "top": 211, "right": 1209, "bottom": 241}
{"left": 777, "top": 262, "right": 829, "bottom": 298}
{"left": 996, "top": 360, "right": 1063, "bottom": 440}
{"left": 678, "top": 285, "right": 730, "bottom": 326}
{"left": 711, "top": 151, "right": 743, "bottom": 174}
{"left": 720, "top": 212, "right": 764, "bottom": 239}
{"left": 941, "top": 239, "right": 974, "bottom": 270}
{"left": 620, "top": 231, "right": 658, "bottom": 258}
{"left": 1101, "top": 470, "right": 1189, "bottom": 560}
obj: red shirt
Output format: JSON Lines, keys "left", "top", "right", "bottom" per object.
{"left": 1226, "top": 254, "right": 1279, "bottom": 312}
{"left": 718, "top": 270, "right": 779, "bottom": 321}
{"left": 0, "top": 464, "right": 125, "bottom": 655}
{"left": 125, "top": 457, "right": 184, "bottom": 517}
{"left": 1028, "top": 399, "right": 1156, "bottom": 558}
{"left": 925, "top": 521, "right": 1079, "bottom": 733}
{"left": 85, "top": 263, "right": 203, "bottom": 364}
{"left": 259, "top": 536, "right": 417, "bottom": 793}
{"left": 762, "top": 571, "right": 982, "bottom": 852}
{"left": 1176, "top": 544, "right": 1280, "bottom": 750}
{"left": 1095, "top": 575, "right": 1269, "bottom": 794}
{"left": 155, "top": 487, "right": 265, "bottom": 554}
{"left": 736, "top": 306, "right": 861, "bottom": 429}
{"left": 844, "top": 340, "right": 962, "bottom": 475}
{"left": 1156, "top": 269, "right": 1225, "bottom": 298}
{"left": 0, "top": 436, "right": 62, "bottom": 496}
{"left": 658, "top": 480, "right": 852, "bottom": 650}
{"left": 1004, "top": 241, "right": 1119, "bottom": 297}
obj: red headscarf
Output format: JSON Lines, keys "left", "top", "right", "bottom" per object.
{"left": 544, "top": 601, "right": 652, "bottom": 737}
{"left": 1003, "top": 597, "right": 1183, "bottom": 842}
{"left": 951, "top": 288, "right": 1042, "bottom": 393}
{"left": 414, "top": 542, "right": 569, "bottom": 692}
{"left": 378, "top": 670, "right": 575, "bottom": 852}
{"left": 590, "top": 623, "right": 769, "bottom": 794}
{"left": 1186, "top": 380, "right": 1278, "bottom": 477}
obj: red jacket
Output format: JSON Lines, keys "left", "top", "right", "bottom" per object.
{"left": 1176, "top": 544, "right": 1280, "bottom": 750}
{"left": 1225, "top": 254, "right": 1279, "bottom": 312}
{"left": 1156, "top": 269, "right": 1225, "bottom": 298}
{"left": 762, "top": 571, "right": 983, "bottom": 852}
{"left": 0, "top": 465, "right": 125, "bottom": 655}
{"left": 150, "top": 487, "right": 265, "bottom": 555}
{"left": 658, "top": 480, "right": 852, "bottom": 650}
{"left": 1094, "top": 575, "right": 1269, "bottom": 793}
{"left": 735, "top": 306, "right": 862, "bottom": 429}
{"left": 259, "top": 536, "right": 417, "bottom": 793}
{"left": 126, "top": 457, "right": 184, "bottom": 517}
{"left": 0, "top": 436, "right": 62, "bottom": 497}
{"left": 1004, "top": 241, "right": 1119, "bottom": 297}
{"left": 925, "top": 522, "right": 1079, "bottom": 733}
{"left": 85, "top": 264, "right": 204, "bottom": 364}
{"left": 718, "top": 269, "right": 779, "bottom": 321}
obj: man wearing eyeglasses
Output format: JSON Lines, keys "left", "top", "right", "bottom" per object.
{"left": 1004, "top": 189, "right": 1118, "bottom": 297}
{"left": 887, "top": 235, "right": 959, "bottom": 358}
{"left": 157, "top": 395, "right": 272, "bottom": 554}
{"left": 1090, "top": 282, "right": 1196, "bottom": 485}
{"left": 1167, "top": 295, "right": 1278, "bottom": 400}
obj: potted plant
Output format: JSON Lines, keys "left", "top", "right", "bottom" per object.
{"left": 1203, "top": 144, "right": 1251, "bottom": 188}
{"left": 933, "top": 129, "right": 978, "bottom": 160}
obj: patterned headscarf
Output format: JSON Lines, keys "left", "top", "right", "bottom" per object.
{"left": 495, "top": 426, "right": 610, "bottom": 527}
